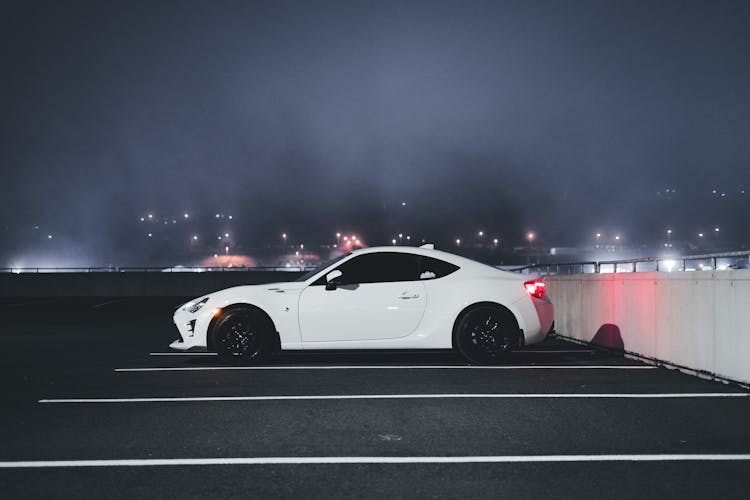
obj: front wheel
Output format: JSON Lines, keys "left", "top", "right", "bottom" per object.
{"left": 213, "top": 309, "right": 273, "bottom": 364}
{"left": 454, "top": 305, "right": 519, "bottom": 364}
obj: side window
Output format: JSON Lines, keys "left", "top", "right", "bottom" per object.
{"left": 333, "top": 253, "right": 421, "bottom": 285}
{"left": 419, "top": 256, "right": 460, "bottom": 280}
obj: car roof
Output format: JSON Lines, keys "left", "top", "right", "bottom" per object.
{"left": 350, "top": 245, "right": 498, "bottom": 273}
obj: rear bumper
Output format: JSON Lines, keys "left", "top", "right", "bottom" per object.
{"left": 532, "top": 294, "right": 555, "bottom": 337}
{"left": 516, "top": 293, "right": 554, "bottom": 346}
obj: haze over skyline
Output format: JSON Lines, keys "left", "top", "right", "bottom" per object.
{"left": 2, "top": 0, "right": 749, "bottom": 265}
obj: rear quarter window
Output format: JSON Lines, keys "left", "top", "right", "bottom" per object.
{"left": 419, "top": 255, "right": 460, "bottom": 280}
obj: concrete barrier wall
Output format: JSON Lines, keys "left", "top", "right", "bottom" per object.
{"left": 0, "top": 271, "right": 305, "bottom": 298}
{"left": 545, "top": 270, "right": 750, "bottom": 385}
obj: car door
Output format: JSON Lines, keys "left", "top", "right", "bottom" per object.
{"left": 298, "top": 252, "right": 427, "bottom": 343}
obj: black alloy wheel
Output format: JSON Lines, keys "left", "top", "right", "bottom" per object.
{"left": 214, "top": 310, "right": 269, "bottom": 364}
{"left": 455, "top": 305, "right": 519, "bottom": 364}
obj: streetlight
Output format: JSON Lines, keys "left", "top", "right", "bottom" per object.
{"left": 456, "top": 238, "right": 461, "bottom": 246}
{"left": 493, "top": 238, "right": 499, "bottom": 246}
{"left": 282, "top": 233, "right": 287, "bottom": 246}
{"left": 392, "top": 239, "right": 397, "bottom": 245}
{"left": 478, "top": 231, "right": 484, "bottom": 237}
{"left": 527, "top": 232, "right": 535, "bottom": 248}
{"left": 666, "top": 229, "right": 672, "bottom": 247}
{"left": 615, "top": 235, "right": 621, "bottom": 241}
{"left": 183, "top": 213, "right": 189, "bottom": 219}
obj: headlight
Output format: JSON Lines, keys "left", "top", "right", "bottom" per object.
{"left": 183, "top": 297, "right": 209, "bottom": 313}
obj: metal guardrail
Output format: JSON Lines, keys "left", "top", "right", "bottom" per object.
{"left": 513, "top": 250, "right": 750, "bottom": 276}
{"left": 0, "top": 266, "right": 314, "bottom": 274}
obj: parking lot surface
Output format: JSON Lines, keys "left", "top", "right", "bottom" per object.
{"left": 1, "top": 298, "right": 749, "bottom": 499}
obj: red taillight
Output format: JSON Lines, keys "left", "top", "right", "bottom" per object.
{"left": 524, "top": 279, "right": 546, "bottom": 299}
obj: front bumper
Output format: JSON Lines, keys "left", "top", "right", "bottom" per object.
{"left": 169, "top": 339, "right": 207, "bottom": 352}
{"left": 171, "top": 306, "right": 210, "bottom": 351}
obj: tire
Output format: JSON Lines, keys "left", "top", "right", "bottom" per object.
{"left": 454, "top": 305, "right": 519, "bottom": 364}
{"left": 212, "top": 308, "right": 274, "bottom": 364}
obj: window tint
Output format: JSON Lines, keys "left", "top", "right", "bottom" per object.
{"left": 331, "top": 252, "right": 421, "bottom": 284}
{"left": 419, "top": 255, "right": 460, "bottom": 280}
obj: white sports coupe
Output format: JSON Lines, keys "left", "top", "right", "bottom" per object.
{"left": 171, "top": 244, "right": 554, "bottom": 364}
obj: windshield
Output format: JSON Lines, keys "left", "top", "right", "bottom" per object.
{"left": 294, "top": 252, "right": 351, "bottom": 282}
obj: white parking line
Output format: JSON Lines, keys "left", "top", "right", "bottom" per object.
{"left": 148, "top": 352, "right": 217, "bottom": 356}
{"left": 148, "top": 350, "right": 593, "bottom": 356}
{"left": 2, "top": 454, "right": 750, "bottom": 468}
{"left": 514, "top": 349, "right": 596, "bottom": 354}
{"left": 116, "top": 365, "right": 655, "bottom": 372}
{"left": 38, "top": 393, "right": 749, "bottom": 404}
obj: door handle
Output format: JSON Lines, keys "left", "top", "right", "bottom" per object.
{"left": 398, "top": 292, "right": 420, "bottom": 299}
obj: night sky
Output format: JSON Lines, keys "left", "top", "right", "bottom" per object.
{"left": 2, "top": 0, "right": 749, "bottom": 265}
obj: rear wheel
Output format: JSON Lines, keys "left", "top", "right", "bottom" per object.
{"left": 213, "top": 308, "right": 274, "bottom": 364}
{"left": 454, "top": 305, "right": 519, "bottom": 364}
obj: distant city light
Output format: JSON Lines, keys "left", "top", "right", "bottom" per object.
{"left": 47, "top": 234, "right": 52, "bottom": 239}
{"left": 527, "top": 232, "right": 535, "bottom": 242}
{"left": 228, "top": 215, "right": 232, "bottom": 219}
{"left": 698, "top": 233, "right": 704, "bottom": 237}
{"left": 148, "top": 233, "right": 152, "bottom": 237}
{"left": 392, "top": 239, "right": 397, "bottom": 245}
{"left": 218, "top": 236, "right": 222, "bottom": 240}
{"left": 615, "top": 235, "right": 620, "bottom": 240}
{"left": 193, "top": 235, "right": 198, "bottom": 240}
{"left": 147, "top": 214, "right": 153, "bottom": 219}
{"left": 456, "top": 238, "right": 461, "bottom": 246}
{"left": 336, "top": 232, "right": 341, "bottom": 238}
{"left": 225, "top": 233, "right": 229, "bottom": 238}
{"left": 715, "top": 227, "right": 720, "bottom": 232}
{"left": 184, "top": 213, "right": 189, "bottom": 219}
{"left": 215, "top": 214, "right": 220, "bottom": 218}
{"left": 493, "top": 238, "right": 499, "bottom": 245}
{"left": 478, "top": 231, "right": 484, "bottom": 237}
{"left": 667, "top": 229, "right": 672, "bottom": 234}
{"left": 140, "top": 217, "right": 145, "bottom": 222}
{"left": 398, "top": 233, "right": 403, "bottom": 239}
{"left": 406, "top": 235, "right": 411, "bottom": 240}
{"left": 401, "top": 201, "right": 407, "bottom": 206}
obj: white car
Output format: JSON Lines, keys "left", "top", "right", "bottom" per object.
{"left": 171, "top": 244, "right": 554, "bottom": 364}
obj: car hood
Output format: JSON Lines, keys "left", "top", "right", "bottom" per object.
{"left": 194, "top": 281, "right": 307, "bottom": 306}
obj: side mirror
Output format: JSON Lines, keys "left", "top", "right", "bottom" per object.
{"left": 325, "top": 269, "right": 343, "bottom": 291}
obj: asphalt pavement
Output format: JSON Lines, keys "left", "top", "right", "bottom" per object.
{"left": 1, "top": 298, "right": 749, "bottom": 499}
